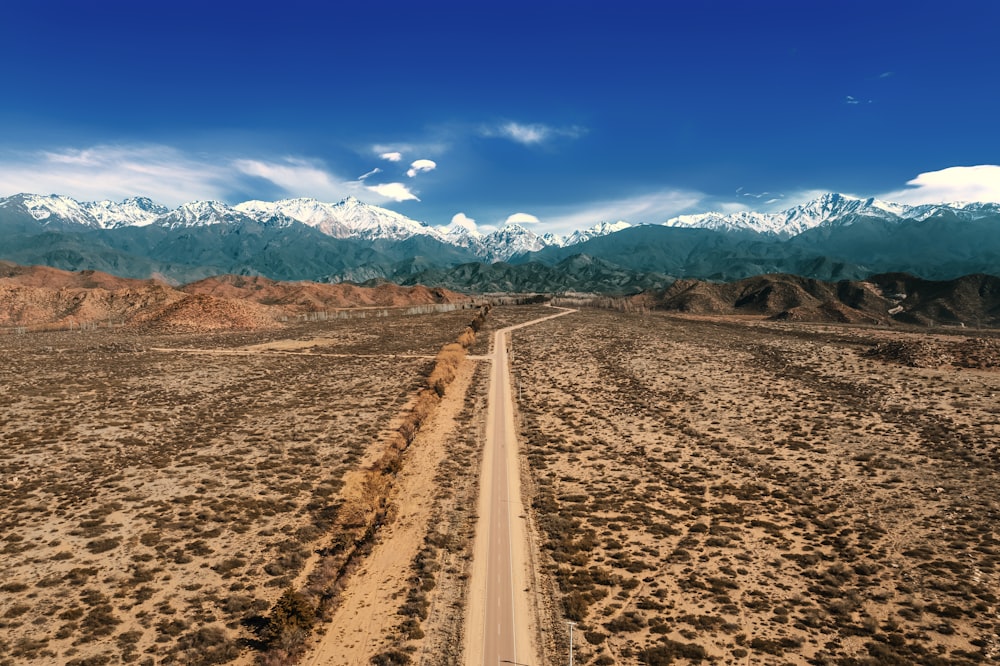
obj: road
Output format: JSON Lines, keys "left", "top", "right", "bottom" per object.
{"left": 466, "top": 307, "right": 574, "bottom": 666}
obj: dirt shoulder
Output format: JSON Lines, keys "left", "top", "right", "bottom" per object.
{"left": 302, "top": 356, "right": 480, "bottom": 665}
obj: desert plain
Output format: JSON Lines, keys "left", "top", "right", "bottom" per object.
{"left": 0, "top": 303, "right": 998, "bottom": 666}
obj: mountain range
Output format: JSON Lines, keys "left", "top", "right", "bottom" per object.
{"left": 1, "top": 191, "right": 998, "bottom": 292}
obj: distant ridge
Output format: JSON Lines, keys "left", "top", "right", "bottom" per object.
{"left": 2, "top": 191, "right": 1000, "bottom": 289}
{"left": 629, "top": 273, "right": 1000, "bottom": 328}
{"left": 0, "top": 263, "right": 470, "bottom": 332}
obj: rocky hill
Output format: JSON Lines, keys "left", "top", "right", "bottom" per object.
{"left": 632, "top": 273, "right": 1000, "bottom": 328}
{"left": 0, "top": 263, "right": 471, "bottom": 332}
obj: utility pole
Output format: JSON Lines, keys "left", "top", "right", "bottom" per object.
{"left": 568, "top": 620, "right": 576, "bottom": 666}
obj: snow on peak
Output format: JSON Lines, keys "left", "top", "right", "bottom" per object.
{"left": 154, "top": 200, "right": 247, "bottom": 228}
{"left": 235, "top": 196, "right": 437, "bottom": 241}
{"left": 20, "top": 194, "right": 97, "bottom": 227}
{"left": 664, "top": 193, "right": 935, "bottom": 237}
{"left": 565, "top": 220, "right": 632, "bottom": 245}
{"left": 481, "top": 223, "right": 563, "bottom": 262}
{"left": 85, "top": 197, "right": 168, "bottom": 228}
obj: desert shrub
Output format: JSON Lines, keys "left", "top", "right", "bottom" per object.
{"left": 604, "top": 610, "right": 647, "bottom": 633}
{"left": 176, "top": 626, "right": 240, "bottom": 665}
{"left": 85, "top": 537, "right": 120, "bottom": 554}
{"left": 564, "top": 591, "right": 591, "bottom": 622}
{"left": 65, "top": 656, "right": 112, "bottom": 666}
{"left": 638, "top": 639, "right": 708, "bottom": 664}
{"left": 263, "top": 588, "right": 315, "bottom": 646}
{"left": 3, "top": 603, "right": 30, "bottom": 618}
{"left": 371, "top": 650, "right": 411, "bottom": 666}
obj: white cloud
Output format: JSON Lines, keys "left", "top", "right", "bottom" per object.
{"left": 0, "top": 144, "right": 420, "bottom": 207}
{"left": 483, "top": 121, "right": 586, "bottom": 146}
{"left": 502, "top": 123, "right": 549, "bottom": 145}
{"left": 379, "top": 151, "right": 403, "bottom": 162}
{"left": 0, "top": 145, "right": 232, "bottom": 205}
{"left": 439, "top": 212, "right": 486, "bottom": 237}
{"left": 537, "top": 188, "right": 705, "bottom": 235}
{"left": 358, "top": 167, "right": 382, "bottom": 181}
{"left": 233, "top": 157, "right": 362, "bottom": 201}
{"left": 717, "top": 201, "right": 751, "bottom": 214}
{"left": 365, "top": 182, "right": 420, "bottom": 202}
{"left": 504, "top": 212, "right": 541, "bottom": 226}
{"left": 450, "top": 212, "right": 477, "bottom": 231}
{"left": 406, "top": 159, "right": 437, "bottom": 178}
{"left": 774, "top": 189, "right": 839, "bottom": 210}
{"left": 879, "top": 165, "right": 1000, "bottom": 204}
{"left": 845, "top": 95, "right": 860, "bottom": 105}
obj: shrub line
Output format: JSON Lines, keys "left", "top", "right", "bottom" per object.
{"left": 254, "top": 305, "right": 491, "bottom": 664}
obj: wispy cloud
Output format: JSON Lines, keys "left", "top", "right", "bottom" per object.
{"left": 482, "top": 121, "right": 586, "bottom": 146}
{"left": 365, "top": 182, "right": 420, "bottom": 202}
{"left": 372, "top": 141, "right": 449, "bottom": 159}
{"left": 233, "top": 157, "right": 363, "bottom": 201}
{"left": 406, "top": 159, "right": 437, "bottom": 178}
{"left": 878, "top": 71, "right": 894, "bottom": 79}
{"left": 358, "top": 167, "right": 382, "bottom": 181}
{"left": 1, "top": 145, "right": 233, "bottom": 205}
{"left": 0, "top": 144, "right": 419, "bottom": 207}
{"left": 879, "top": 165, "right": 1000, "bottom": 204}
{"left": 535, "top": 188, "right": 706, "bottom": 235}
{"left": 737, "top": 186, "right": 782, "bottom": 201}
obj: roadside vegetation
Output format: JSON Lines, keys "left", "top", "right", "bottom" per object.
{"left": 512, "top": 310, "right": 999, "bottom": 665}
{"left": 0, "top": 308, "right": 484, "bottom": 665}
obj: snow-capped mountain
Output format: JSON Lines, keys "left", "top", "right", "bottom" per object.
{"left": 478, "top": 224, "right": 562, "bottom": 262}
{"left": 235, "top": 196, "right": 437, "bottom": 241}
{"left": 153, "top": 200, "right": 259, "bottom": 229}
{"left": 86, "top": 197, "right": 169, "bottom": 228}
{"left": 662, "top": 193, "right": 1000, "bottom": 238}
{"left": 438, "top": 218, "right": 486, "bottom": 256}
{"left": 564, "top": 220, "right": 632, "bottom": 245}
{"left": 319, "top": 196, "right": 438, "bottom": 241}
{"left": 0, "top": 194, "right": 169, "bottom": 229}
{"left": 4, "top": 191, "right": 999, "bottom": 271}
{"left": 15, "top": 193, "right": 99, "bottom": 228}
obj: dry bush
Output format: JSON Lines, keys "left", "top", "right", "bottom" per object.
{"left": 0, "top": 306, "right": 491, "bottom": 665}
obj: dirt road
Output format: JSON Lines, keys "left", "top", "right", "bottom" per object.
{"left": 466, "top": 307, "right": 574, "bottom": 666}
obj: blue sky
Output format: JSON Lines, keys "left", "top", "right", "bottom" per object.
{"left": 1, "top": 0, "right": 999, "bottom": 234}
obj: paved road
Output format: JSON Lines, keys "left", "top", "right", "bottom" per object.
{"left": 468, "top": 308, "right": 574, "bottom": 666}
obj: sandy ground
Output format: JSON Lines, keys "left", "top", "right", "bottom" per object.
{"left": 0, "top": 309, "right": 484, "bottom": 665}
{"left": 302, "top": 358, "right": 478, "bottom": 664}
{"left": 511, "top": 310, "right": 1000, "bottom": 665}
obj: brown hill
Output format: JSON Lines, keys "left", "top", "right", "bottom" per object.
{"left": 0, "top": 260, "right": 166, "bottom": 290}
{"left": 180, "top": 274, "right": 468, "bottom": 310}
{"left": 639, "top": 273, "right": 1000, "bottom": 328}
{"left": 0, "top": 284, "right": 183, "bottom": 328}
{"left": 644, "top": 274, "right": 889, "bottom": 324}
{"left": 129, "top": 294, "right": 280, "bottom": 332}
{"left": 0, "top": 263, "right": 472, "bottom": 332}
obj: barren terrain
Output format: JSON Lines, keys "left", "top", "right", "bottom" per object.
{"left": 3, "top": 301, "right": 998, "bottom": 666}
{"left": 0, "top": 307, "right": 485, "bottom": 664}
{"left": 511, "top": 311, "right": 999, "bottom": 665}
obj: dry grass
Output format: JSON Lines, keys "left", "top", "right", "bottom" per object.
{"left": 512, "top": 310, "right": 1000, "bottom": 665}
{"left": 0, "top": 307, "right": 488, "bottom": 665}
